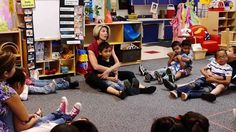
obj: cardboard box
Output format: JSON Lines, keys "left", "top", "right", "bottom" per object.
{"left": 193, "top": 49, "right": 208, "bottom": 60}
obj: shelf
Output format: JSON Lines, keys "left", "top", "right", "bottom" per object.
{"left": 39, "top": 71, "right": 75, "bottom": 78}
{"left": 0, "top": 30, "right": 19, "bottom": 34}
{"left": 36, "top": 59, "right": 58, "bottom": 63}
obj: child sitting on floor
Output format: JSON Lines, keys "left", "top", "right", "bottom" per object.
{"left": 19, "top": 68, "right": 79, "bottom": 100}
{"left": 139, "top": 40, "right": 193, "bottom": 84}
{"left": 165, "top": 49, "right": 232, "bottom": 102}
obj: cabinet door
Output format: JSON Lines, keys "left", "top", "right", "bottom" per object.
{"left": 164, "top": 21, "right": 173, "bottom": 40}
{"left": 142, "top": 22, "right": 159, "bottom": 43}
{"left": 146, "top": 0, "right": 157, "bottom": 5}
{"left": 133, "top": 0, "right": 145, "bottom": 5}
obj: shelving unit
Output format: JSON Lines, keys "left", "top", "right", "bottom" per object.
{"left": 22, "top": 39, "right": 76, "bottom": 78}
{"left": 84, "top": 21, "right": 142, "bottom": 65}
{"left": 0, "top": 30, "right": 23, "bottom": 67}
{"left": 200, "top": 11, "right": 236, "bottom": 35}
{"left": 220, "top": 28, "right": 236, "bottom": 50}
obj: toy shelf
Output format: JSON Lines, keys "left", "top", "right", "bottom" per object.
{"left": 84, "top": 21, "right": 143, "bottom": 65}
{"left": 0, "top": 30, "right": 23, "bottom": 67}
{"left": 200, "top": 11, "right": 236, "bottom": 35}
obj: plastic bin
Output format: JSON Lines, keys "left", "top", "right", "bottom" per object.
{"left": 117, "top": 49, "right": 141, "bottom": 62}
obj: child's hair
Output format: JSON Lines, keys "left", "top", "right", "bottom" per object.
{"left": 214, "top": 49, "right": 227, "bottom": 59}
{"left": 151, "top": 116, "right": 186, "bottom": 132}
{"left": 0, "top": 51, "right": 16, "bottom": 78}
{"left": 71, "top": 118, "right": 98, "bottom": 132}
{"left": 171, "top": 41, "right": 181, "bottom": 49}
{"left": 98, "top": 41, "right": 111, "bottom": 53}
{"left": 50, "top": 124, "right": 78, "bottom": 132}
{"left": 93, "top": 24, "right": 111, "bottom": 40}
{"left": 180, "top": 111, "right": 209, "bottom": 132}
{"left": 6, "top": 67, "right": 26, "bottom": 87}
{"left": 181, "top": 40, "right": 191, "bottom": 47}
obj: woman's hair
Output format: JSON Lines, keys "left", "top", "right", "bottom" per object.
{"left": 93, "top": 24, "right": 111, "bottom": 40}
{"left": 50, "top": 124, "right": 78, "bottom": 132}
{"left": 180, "top": 111, "right": 209, "bottom": 132}
{"left": 6, "top": 67, "right": 26, "bottom": 87}
{"left": 71, "top": 118, "right": 98, "bottom": 132}
{"left": 151, "top": 116, "right": 186, "bottom": 132}
{"left": 0, "top": 51, "right": 16, "bottom": 78}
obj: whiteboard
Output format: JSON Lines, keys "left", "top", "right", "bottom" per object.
{"left": 33, "top": 0, "right": 60, "bottom": 40}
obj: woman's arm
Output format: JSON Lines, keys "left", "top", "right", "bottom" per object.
{"left": 88, "top": 50, "right": 109, "bottom": 72}
{"left": 109, "top": 46, "right": 120, "bottom": 71}
{"left": 5, "top": 94, "right": 29, "bottom": 122}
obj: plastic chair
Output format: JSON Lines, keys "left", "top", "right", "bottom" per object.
{"left": 124, "top": 24, "right": 140, "bottom": 42}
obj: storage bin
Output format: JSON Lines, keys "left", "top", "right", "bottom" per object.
{"left": 117, "top": 49, "right": 141, "bottom": 62}
{"left": 193, "top": 49, "right": 208, "bottom": 60}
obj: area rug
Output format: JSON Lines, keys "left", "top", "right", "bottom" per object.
{"left": 142, "top": 45, "right": 172, "bottom": 60}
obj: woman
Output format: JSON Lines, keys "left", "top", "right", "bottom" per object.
{"left": 85, "top": 24, "right": 156, "bottom": 99}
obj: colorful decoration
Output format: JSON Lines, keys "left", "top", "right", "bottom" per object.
{"left": 76, "top": 49, "right": 88, "bottom": 74}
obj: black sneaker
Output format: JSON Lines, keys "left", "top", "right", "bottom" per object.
{"left": 154, "top": 71, "right": 163, "bottom": 84}
{"left": 201, "top": 93, "right": 216, "bottom": 102}
{"left": 166, "top": 68, "right": 175, "bottom": 83}
{"left": 140, "top": 86, "right": 156, "bottom": 94}
{"left": 118, "top": 89, "right": 128, "bottom": 99}
{"left": 163, "top": 79, "right": 177, "bottom": 91}
{"left": 69, "top": 81, "right": 79, "bottom": 89}
{"left": 144, "top": 73, "right": 154, "bottom": 83}
{"left": 123, "top": 80, "right": 131, "bottom": 89}
{"left": 128, "top": 78, "right": 140, "bottom": 95}
{"left": 63, "top": 76, "right": 71, "bottom": 83}
{"left": 139, "top": 65, "right": 147, "bottom": 76}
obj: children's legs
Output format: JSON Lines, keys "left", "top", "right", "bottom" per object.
{"left": 31, "top": 78, "right": 52, "bottom": 87}
{"left": 210, "top": 84, "right": 226, "bottom": 96}
{"left": 105, "top": 80, "right": 124, "bottom": 91}
{"left": 28, "top": 83, "right": 56, "bottom": 94}
{"left": 54, "top": 78, "right": 70, "bottom": 90}
{"left": 175, "top": 71, "right": 182, "bottom": 80}
{"left": 106, "top": 86, "right": 120, "bottom": 96}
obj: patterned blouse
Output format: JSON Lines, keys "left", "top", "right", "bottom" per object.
{"left": 0, "top": 81, "right": 17, "bottom": 132}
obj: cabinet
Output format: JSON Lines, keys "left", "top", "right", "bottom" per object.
{"left": 84, "top": 22, "right": 142, "bottom": 65}
{"left": 133, "top": 0, "right": 145, "bottom": 5}
{"left": 142, "top": 21, "right": 159, "bottom": 43}
{"left": 0, "top": 30, "right": 23, "bottom": 67}
{"left": 164, "top": 20, "right": 173, "bottom": 40}
{"left": 23, "top": 39, "right": 76, "bottom": 78}
{"left": 200, "top": 11, "right": 236, "bottom": 35}
{"left": 133, "top": 0, "right": 182, "bottom": 5}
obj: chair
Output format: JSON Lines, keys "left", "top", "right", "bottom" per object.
{"left": 186, "top": 25, "right": 220, "bottom": 53}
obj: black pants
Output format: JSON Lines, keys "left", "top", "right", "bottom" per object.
{"left": 85, "top": 71, "right": 136, "bottom": 92}
{"left": 229, "top": 61, "right": 236, "bottom": 83}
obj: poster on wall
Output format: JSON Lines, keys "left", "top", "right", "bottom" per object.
{"left": 21, "top": 0, "right": 35, "bottom": 8}
{"left": 59, "top": 0, "right": 84, "bottom": 45}
{"left": 24, "top": 8, "right": 36, "bottom": 70}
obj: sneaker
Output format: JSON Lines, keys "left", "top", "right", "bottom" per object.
{"left": 58, "top": 96, "right": 68, "bottom": 114}
{"left": 69, "top": 102, "right": 82, "bottom": 119}
{"left": 154, "top": 71, "right": 163, "bottom": 84}
{"left": 181, "top": 92, "right": 189, "bottom": 101}
{"left": 163, "top": 79, "right": 177, "bottom": 91}
{"left": 144, "top": 73, "right": 153, "bottom": 83}
{"left": 118, "top": 89, "right": 128, "bottom": 99}
{"left": 169, "top": 90, "right": 178, "bottom": 99}
{"left": 140, "top": 86, "right": 156, "bottom": 94}
{"left": 201, "top": 93, "right": 216, "bottom": 102}
{"left": 124, "top": 80, "right": 131, "bottom": 89}
{"left": 124, "top": 79, "right": 140, "bottom": 96}
{"left": 63, "top": 76, "right": 71, "bottom": 83}
{"left": 69, "top": 81, "right": 79, "bottom": 89}
{"left": 139, "top": 65, "right": 147, "bottom": 76}
{"left": 166, "top": 68, "right": 175, "bottom": 83}
{"left": 131, "top": 78, "right": 139, "bottom": 89}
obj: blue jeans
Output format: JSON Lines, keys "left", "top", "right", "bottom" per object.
{"left": 105, "top": 80, "right": 125, "bottom": 91}
{"left": 31, "top": 78, "right": 52, "bottom": 87}
{"left": 176, "top": 77, "right": 214, "bottom": 98}
{"left": 54, "top": 78, "right": 69, "bottom": 90}
{"left": 34, "top": 111, "right": 72, "bottom": 127}
{"left": 28, "top": 85, "right": 55, "bottom": 94}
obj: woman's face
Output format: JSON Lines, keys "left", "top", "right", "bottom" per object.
{"left": 99, "top": 27, "right": 108, "bottom": 41}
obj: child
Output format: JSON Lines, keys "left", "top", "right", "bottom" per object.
{"left": 6, "top": 67, "right": 81, "bottom": 131}
{"left": 165, "top": 49, "right": 232, "bottom": 102}
{"left": 0, "top": 51, "right": 39, "bottom": 131}
{"left": 19, "top": 68, "right": 79, "bottom": 100}
{"left": 95, "top": 41, "right": 140, "bottom": 99}
{"left": 51, "top": 117, "right": 98, "bottom": 132}
{"left": 140, "top": 40, "right": 192, "bottom": 83}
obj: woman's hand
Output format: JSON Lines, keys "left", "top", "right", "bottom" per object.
{"left": 99, "top": 68, "right": 112, "bottom": 79}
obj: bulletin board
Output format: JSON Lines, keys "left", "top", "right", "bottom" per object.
{"left": 32, "top": 0, "right": 60, "bottom": 40}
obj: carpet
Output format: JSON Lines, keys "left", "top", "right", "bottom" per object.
{"left": 142, "top": 46, "right": 172, "bottom": 60}
{"left": 144, "top": 50, "right": 160, "bottom": 54}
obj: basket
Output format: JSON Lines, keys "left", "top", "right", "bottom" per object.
{"left": 117, "top": 49, "right": 141, "bottom": 62}
{"left": 0, "top": 42, "right": 19, "bottom": 54}
{"left": 193, "top": 49, "right": 208, "bottom": 60}
{"left": 128, "top": 14, "right": 138, "bottom": 20}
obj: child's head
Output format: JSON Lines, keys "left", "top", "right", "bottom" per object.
{"left": 181, "top": 40, "right": 191, "bottom": 54}
{"left": 215, "top": 49, "right": 228, "bottom": 65}
{"left": 50, "top": 124, "right": 78, "bottom": 132}
{"left": 171, "top": 41, "right": 182, "bottom": 55}
{"left": 98, "top": 42, "right": 112, "bottom": 60}
{"left": 0, "top": 51, "right": 16, "bottom": 80}
{"left": 6, "top": 67, "right": 26, "bottom": 95}
{"left": 151, "top": 116, "right": 186, "bottom": 132}
{"left": 180, "top": 111, "right": 209, "bottom": 132}
{"left": 71, "top": 118, "right": 98, "bottom": 132}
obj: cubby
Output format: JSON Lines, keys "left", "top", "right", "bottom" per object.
{"left": 84, "top": 22, "right": 142, "bottom": 65}
{"left": 220, "top": 28, "right": 236, "bottom": 50}
{"left": 23, "top": 39, "right": 76, "bottom": 78}
{"left": 0, "top": 30, "right": 23, "bottom": 67}
{"left": 200, "top": 11, "right": 236, "bottom": 35}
